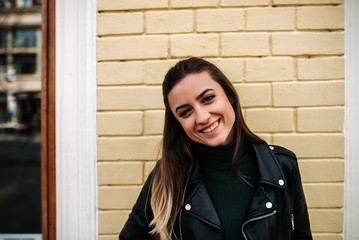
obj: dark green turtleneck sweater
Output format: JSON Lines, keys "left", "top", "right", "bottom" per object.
{"left": 195, "top": 141, "right": 258, "bottom": 240}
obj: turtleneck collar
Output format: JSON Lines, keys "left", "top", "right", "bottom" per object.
{"left": 194, "top": 139, "right": 250, "bottom": 170}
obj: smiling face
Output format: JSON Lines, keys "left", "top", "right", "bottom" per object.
{"left": 168, "top": 71, "right": 236, "bottom": 147}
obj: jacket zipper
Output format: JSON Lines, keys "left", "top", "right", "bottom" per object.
{"left": 291, "top": 213, "right": 295, "bottom": 231}
{"left": 241, "top": 210, "right": 277, "bottom": 240}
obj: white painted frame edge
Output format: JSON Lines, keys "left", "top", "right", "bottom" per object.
{"left": 56, "top": 0, "right": 98, "bottom": 239}
{"left": 344, "top": 0, "right": 359, "bottom": 239}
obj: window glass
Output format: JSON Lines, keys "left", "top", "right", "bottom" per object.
{"left": 0, "top": 0, "right": 15, "bottom": 8}
{"left": 0, "top": 30, "right": 7, "bottom": 48}
{"left": 13, "top": 29, "right": 37, "bottom": 48}
{"left": 33, "top": 0, "right": 41, "bottom": 6}
{"left": 13, "top": 54, "right": 36, "bottom": 74}
{"left": 0, "top": 54, "right": 6, "bottom": 74}
{"left": 0, "top": 1, "right": 42, "bottom": 239}
{"left": 0, "top": 91, "right": 42, "bottom": 235}
{"left": 17, "top": 0, "right": 31, "bottom": 7}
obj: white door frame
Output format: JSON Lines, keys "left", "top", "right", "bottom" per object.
{"left": 56, "top": 0, "right": 98, "bottom": 239}
{"left": 344, "top": 0, "right": 359, "bottom": 239}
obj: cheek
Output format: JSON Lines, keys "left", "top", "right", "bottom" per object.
{"left": 226, "top": 104, "right": 236, "bottom": 124}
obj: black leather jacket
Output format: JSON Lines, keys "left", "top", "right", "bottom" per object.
{"left": 119, "top": 143, "right": 312, "bottom": 240}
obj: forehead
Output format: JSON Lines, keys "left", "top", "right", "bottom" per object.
{"left": 169, "top": 71, "right": 222, "bottom": 99}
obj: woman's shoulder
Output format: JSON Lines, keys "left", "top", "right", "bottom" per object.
{"left": 267, "top": 144, "right": 300, "bottom": 177}
{"left": 269, "top": 145, "right": 297, "bottom": 160}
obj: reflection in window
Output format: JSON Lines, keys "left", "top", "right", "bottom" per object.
{"left": 0, "top": 54, "right": 6, "bottom": 74}
{"left": 0, "top": 0, "right": 42, "bottom": 238}
{"left": 13, "top": 54, "right": 36, "bottom": 74}
{"left": 0, "top": 30, "right": 7, "bottom": 48}
{"left": 0, "top": 0, "right": 15, "bottom": 8}
{"left": 0, "top": 91, "right": 42, "bottom": 234}
{"left": 17, "top": 0, "right": 31, "bottom": 7}
{"left": 0, "top": 92, "right": 6, "bottom": 123}
{"left": 13, "top": 29, "right": 37, "bottom": 48}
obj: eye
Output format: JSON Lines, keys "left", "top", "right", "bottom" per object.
{"left": 203, "top": 95, "right": 215, "bottom": 103}
{"left": 179, "top": 108, "right": 192, "bottom": 118}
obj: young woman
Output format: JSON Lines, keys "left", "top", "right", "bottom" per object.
{"left": 119, "top": 57, "right": 312, "bottom": 240}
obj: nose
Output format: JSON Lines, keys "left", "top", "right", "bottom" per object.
{"left": 195, "top": 107, "right": 210, "bottom": 124}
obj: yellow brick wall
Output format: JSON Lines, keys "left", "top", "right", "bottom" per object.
{"left": 96, "top": 1, "right": 344, "bottom": 239}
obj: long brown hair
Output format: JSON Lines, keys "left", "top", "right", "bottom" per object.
{"left": 149, "top": 57, "right": 265, "bottom": 239}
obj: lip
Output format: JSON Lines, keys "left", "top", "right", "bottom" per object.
{"left": 198, "top": 119, "right": 220, "bottom": 135}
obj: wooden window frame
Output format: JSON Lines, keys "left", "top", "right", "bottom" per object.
{"left": 41, "top": 0, "right": 56, "bottom": 239}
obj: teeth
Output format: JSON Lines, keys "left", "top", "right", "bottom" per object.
{"left": 203, "top": 121, "right": 218, "bottom": 133}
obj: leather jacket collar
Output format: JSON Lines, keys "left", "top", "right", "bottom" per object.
{"left": 188, "top": 143, "right": 287, "bottom": 188}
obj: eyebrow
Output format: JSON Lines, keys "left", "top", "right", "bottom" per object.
{"left": 175, "top": 88, "right": 214, "bottom": 113}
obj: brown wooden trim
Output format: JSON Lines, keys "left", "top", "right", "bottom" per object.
{"left": 41, "top": 0, "right": 56, "bottom": 239}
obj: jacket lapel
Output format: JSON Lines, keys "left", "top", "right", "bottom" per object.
{"left": 252, "top": 143, "right": 287, "bottom": 188}
{"left": 184, "top": 157, "right": 222, "bottom": 230}
{"left": 244, "top": 143, "right": 287, "bottom": 220}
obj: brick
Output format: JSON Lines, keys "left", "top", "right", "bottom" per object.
{"left": 97, "top": 86, "right": 163, "bottom": 110}
{"left": 273, "top": 81, "right": 344, "bottom": 107}
{"left": 312, "top": 234, "right": 343, "bottom": 240}
{"left": 145, "top": 161, "right": 157, "bottom": 180}
{"left": 97, "top": 112, "right": 143, "bottom": 136}
{"left": 97, "top": 13, "right": 143, "bottom": 35}
{"left": 309, "top": 209, "right": 343, "bottom": 233}
{"left": 297, "top": 107, "right": 344, "bottom": 132}
{"left": 256, "top": 133, "right": 272, "bottom": 144}
{"left": 234, "top": 83, "right": 271, "bottom": 107}
{"left": 245, "top": 57, "right": 294, "bottom": 82}
{"left": 207, "top": 58, "right": 244, "bottom": 83}
{"left": 297, "top": 7, "right": 344, "bottom": 30}
{"left": 97, "top": 136, "right": 162, "bottom": 160}
{"left": 99, "top": 235, "right": 119, "bottom": 240}
{"left": 170, "top": 34, "right": 219, "bottom": 57}
{"left": 274, "top": 0, "right": 343, "bottom": 5}
{"left": 144, "top": 110, "right": 165, "bottom": 135}
{"left": 257, "top": 134, "right": 271, "bottom": 144}
{"left": 98, "top": 162, "right": 143, "bottom": 185}
{"left": 146, "top": 10, "right": 193, "bottom": 34}
{"left": 171, "top": 0, "right": 218, "bottom": 8}
{"left": 98, "top": 0, "right": 167, "bottom": 11}
{"left": 221, "top": 33, "right": 270, "bottom": 57}
{"left": 272, "top": 133, "right": 344, "bottom": 158}
{"left": 297, "top": 57, "right": 344, "bottom": 80}
{"left": 97, "top": 62, "right": 144, "bottom": 85}
{"left": 272, "top": 33, "right": 344, "bottom": 55}
{"left": 303, "top": 183, "right": 343, "bottom": 208}
{"left": 98, "top": 211, "right": 130, "bottom": 234}
{"left": 299, "top": 160, "right": 344, "bottom": 182}
{"left": 246, "top": 108, "right": 294, "bottom": 132}
{"left": 197, "top": 9, "right": 245, "bottom": 32}
{"left": 246, "top": 8, "right": 294, "bottom": 30}
{"left": 144, "top": 60, "right": 178, "bottom": 84}
{"left": 221, "top": 0, "right": 269, "bottom": 6}
{"left": 97, "top": 36, "right": 168, "bottom": 61}
{"left": 99, "top": 186, "right": 142, "bottom": 209}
